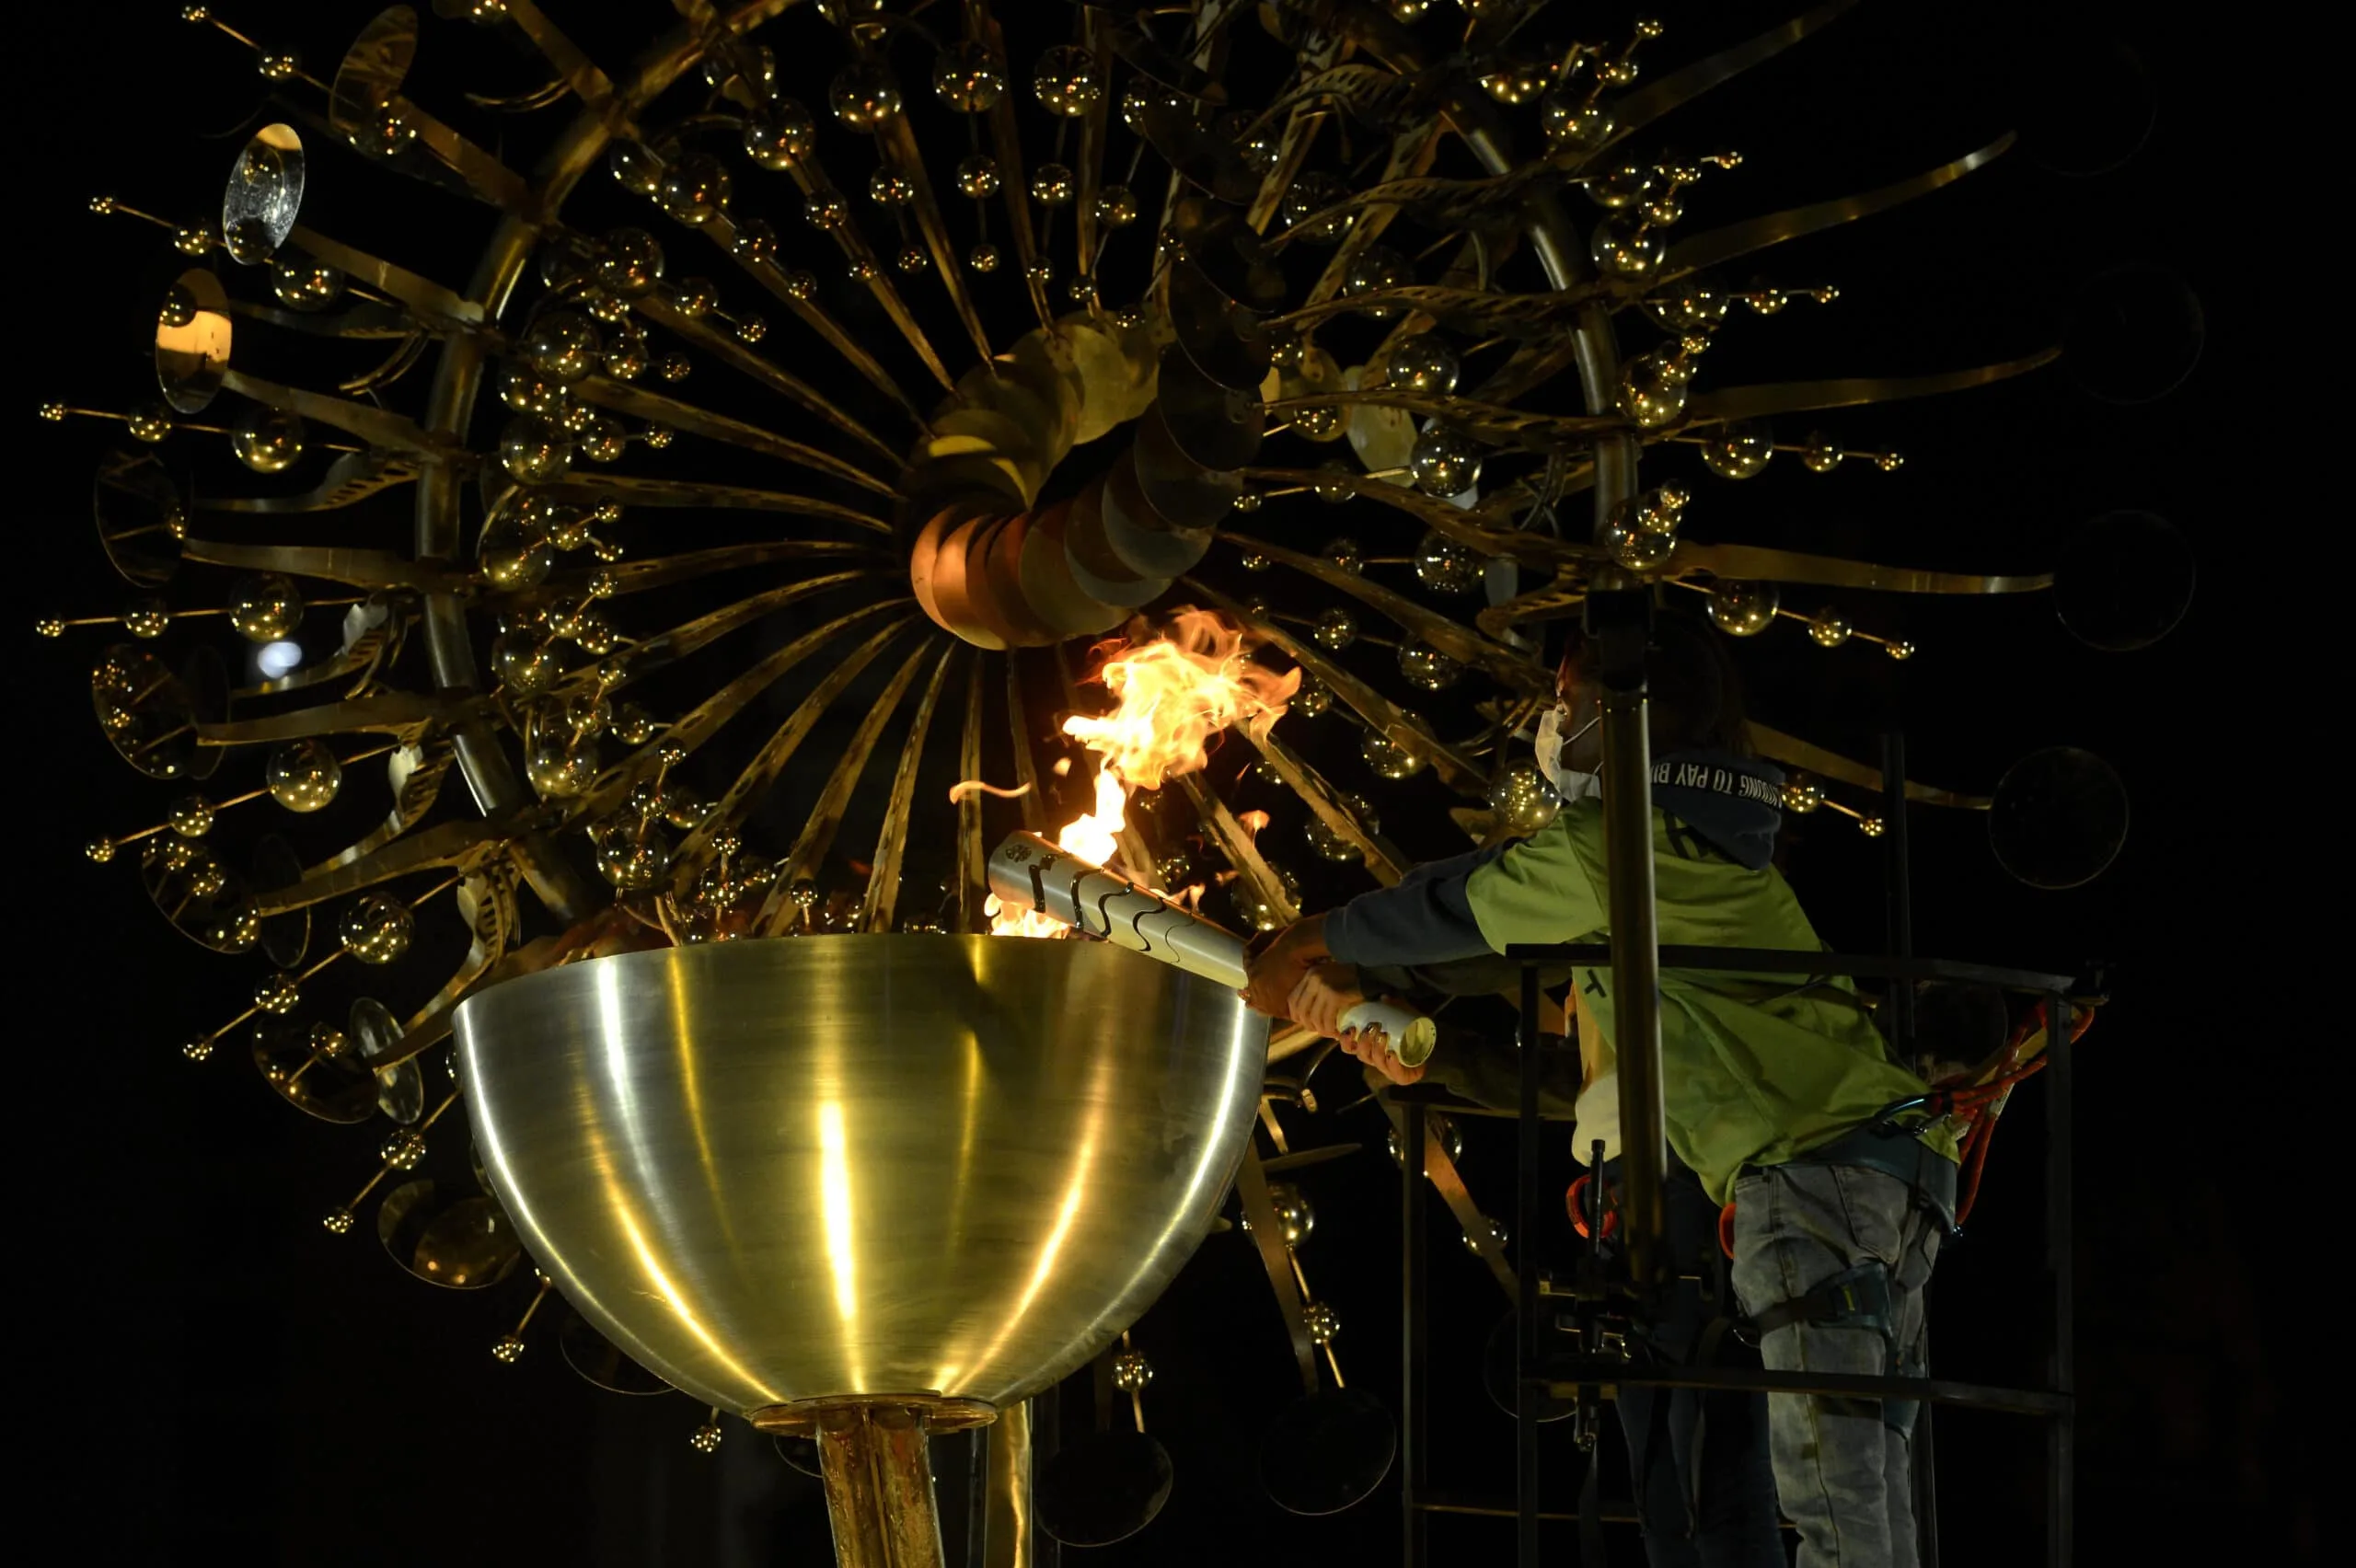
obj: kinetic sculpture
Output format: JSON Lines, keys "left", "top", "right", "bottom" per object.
{"left": 43, "top": 1, "right": 2187, "bottom": 1560}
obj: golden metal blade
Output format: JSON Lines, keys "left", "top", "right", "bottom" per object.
{"left": 1222, "top": 532, "right": 1552, "bottom": 695}
{"left": 1747, "top": 724, "right": 1992, "bottom": 810}
{"left": 859, "top": 641, "right": 961, "bottom": 934}
{"left": 568, "top": 377, "right": 900, "bottom": 496}
{"left": 752, "top": 634, "right": 941, "bottom": 934}
{"left": 1681, "top": 349, "right": 2061, "bottom": 423}
{"left": 680, "top": 616, "right": 919, "bottom": 867}
{"left": 632, "top": 294, "right": 907, "bottom": 467}
{"left": 539, "top": 474, "right": 893, "bottom": 534}
{"left": 1661, "top": 134, "right": 2017, "bottom": 281}
{"left": 1671, "top": 542, "right": 2053, "bottom": 595}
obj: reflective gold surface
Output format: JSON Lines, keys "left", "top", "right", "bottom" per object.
{"left": 456, "top": 936, "right": 1265, "bottom": 1416}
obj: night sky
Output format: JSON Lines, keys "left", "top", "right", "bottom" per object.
{"left": 20, "top": 3, "right": 2306, "bottom": 1563}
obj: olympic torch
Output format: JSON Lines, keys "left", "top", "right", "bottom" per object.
{"left": 987, "top": 832, "right": 1438, "bottom": 1066}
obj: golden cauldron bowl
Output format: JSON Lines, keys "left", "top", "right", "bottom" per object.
{"left": 455, "top": 935, "right": 1265, "bottom": 1424}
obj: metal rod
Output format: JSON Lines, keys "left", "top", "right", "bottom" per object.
{"left": 965, "top": 1424, "right": 989, "bottom": 1568}
{"left": 1533, "top": 1360, "right": 2072, "bottom": 1416}
{"left": 2047, "top": 995, "right": 2076, "bottom": 1568}
{"left": 1595, "top": 605, "right": 1667, "bottom": 1293}
{"left": 982, "top": 1398, "right": 1033, "bottom": 1568}
{"left": 1507, "top": 945, "right": 2074, "bottom": 996}
{"left": 815, "top": 1403, "right": 949, "bottom": 1568}
{"left": 1516, "top": 962, "right": 1542, "bottom": 1567}
{"left": 1882, "top": 731, "right": 1916, "bottom": 1060}
{"left": 1402, "top": 1098, "right": 1428, "bottom": 1568}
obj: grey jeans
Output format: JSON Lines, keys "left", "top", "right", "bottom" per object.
{"left": 1729, "top": 1163, "right": 1941, "bottom": 1568}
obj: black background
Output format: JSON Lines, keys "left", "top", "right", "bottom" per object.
{"left": 17, "top": 3, "right": 2307, "bottom": 1564}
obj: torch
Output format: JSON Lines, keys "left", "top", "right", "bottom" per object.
{"left": 987, "top": 832, "right": 1438, "bottom": 1067}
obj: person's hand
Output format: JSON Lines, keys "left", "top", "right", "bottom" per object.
{"left": 1240, "top": 915, "right": 1327, "bottom": 1017}
{"left": 1289, "top": 964, "right": 1428, "bottom": 1086}
{"left": 1287, "top": 963, "right": 1363, "bottom": 1041}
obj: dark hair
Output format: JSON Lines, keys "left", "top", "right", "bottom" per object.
{"left": 1560, "top": 608, "right": 1750, "bottom": 757}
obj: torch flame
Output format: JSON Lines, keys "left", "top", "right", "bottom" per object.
{"left": 988, "top": 609, "right": 1299, "bottom": 936}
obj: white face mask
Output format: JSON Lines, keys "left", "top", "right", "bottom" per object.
{"left": 1534, "top": 705, "right": 1601, "bottom": 803}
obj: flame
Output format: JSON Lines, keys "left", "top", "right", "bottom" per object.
{"left": 990, "top": 609, "right": 1298, "bottom": 937}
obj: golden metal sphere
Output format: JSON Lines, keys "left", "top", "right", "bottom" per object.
{"left": 1707, "top": 581, "right": 1780, "bottom": 637}
{"left": 1408, "top": 425, "right": 1482, "bottom": 498}
{"left": 828, "top": 62, "right": 902, "bottom": 129}
{"left": 1782, "top": 778, "right": 1822, "bottom": 814}
{"left": 167, "top": 795, "right": 214, "bottom": 838}
{"left": 1032, "top": 46, "right": 1102, "bottom": 117}
{"left": 1266, "top": 1182, "right": 1314, "bottom": 1245}
{"left": 1807, "top": 611, "right": 1853, "bottom": 648}
{"left": 967, "top": 242, "right": 1000, "bottom": 273}
{"left": 122, "top": 599, "right": 171, "bottom": 639}
{"left": 656, "top": 154, "right": 732, "bottom": 225}
{"left": 1858, "top": 816, "right": 1888, "bottom": 838}
{"left": 380, "top": 1127, "right": 428, "bottom": 1170}
{"left": 896, "top": 244, "right": 930, "bottom": 274}
{"left": 231, "top": 406, "right": 306, "bottom": 473}
{"left": 182, "top": 1035, "right": 215, "bottom": 1062}
{"left": 742, "top": 99, "right": 815, "bottom": 170}
{"left": 491, "top": 1335, "right": 527, "bottom": 1365}
{"left": 1303, "top": 1300, "right": 1341, "bottom": 1344}
{"left": 228, "top": 572, "right": 302, "bottom": 642}
{"left": 1311, "top": 607, "right": 1357, "bottom": 651}
{"left": 933, "top": 41, "right": 1006, "bottom": 113}
{"left": 1361, "top": 729, "right": 1426, "bottom": 780}
{"left": 1029, "top": 162, "right": 1076, "bottom": 206}
{"left": 322, "top": 1207, "right": 356, "bottom": 1235}
{"left": 254, "top": 972, "right": 302, "bottom": 1014}
{"left": 86, "top": 836, "right": 118, "bottom": 863}
{"left": 688, "top": 1422, "right": 723, "bottom": 1454}
{"left": 1801, "top": 432, "right": 1845, "bottom": 473}
{"left": 341, "top": 894, "right": 415, "bottom": 964}
{"left": 1111, "top": 1349, "right": 1154, "bottom": 1391}
{"left": 267, "top": 738, "right": 343, "bottom": 813}
{"left": 126, "top": 404, "right": 174, "bottom": 444}
{"left": 1290, "top": 675, "right": 1333, "bottom": 719}
{"left": 1398, "top": 642, "right": 1462, "bottom": 691}
{"left": 1095, "top": 185, "right": 1138, "bottom": 227}
{"left": 1487, "top": 760, "right": 1560, "bottom": 834}
{"left": 1888, "top": 639, "right": 1917, "bottom": 662}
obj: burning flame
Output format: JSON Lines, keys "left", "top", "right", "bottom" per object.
{"left": 988, "top": 609, "right": 1299, "bottom": 936}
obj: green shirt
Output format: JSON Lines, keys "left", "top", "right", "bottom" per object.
{"left": 1449, "top": 799, "right": 1958, "bottom": 1205}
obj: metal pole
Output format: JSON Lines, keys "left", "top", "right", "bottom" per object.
{"left": 1516, "top": 962, "right": 1543, "bottom": 1568}
{"left": 2046, "top": 996, "right": 2075, "bottom": 1568}
{"left": 1402, "top": 1099, "right": 1429, "bottom": 1568}
{"left": 1881, "top": 731, "right": 1916, "bottom": 1062}
{"left": 815, "top": 1403, "right": 950, "bottom": 1568}
{"left": 1593, "top": 594, "right": 1667, "bottom": 1292}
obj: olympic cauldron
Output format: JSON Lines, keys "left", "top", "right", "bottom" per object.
{"left": 455, "top": 934, "right": 1263, "bottom": 1559}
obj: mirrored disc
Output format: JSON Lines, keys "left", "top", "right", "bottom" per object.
{"left": 2051, "top": 510, "right": 2194, "bottom": 651}
{"left": 252, "top": 1015, "right": 378, "bottom": 1123}
{"left": 140, "top": 835, "right": 258, "bottom": 954}
{"left": 1103, "top": 447, "right": 1213, "bottom": 579}
{"left": 1155, "top": 344, "right": 1264, "bottom": 471}
{"left": 377, "top": 1179, "right": 524, "bottom": 1288}
{"left": 1037, "top": 1429, "right": 1175, "bottom": 1546}
{"left": 2062, "top": 264, "right": 2204, "bottom": 405}
{"left": 331, "top": 6, "right": 420, "bottom": 145}
{"left": 251, "top": 834, "right": 310, "bottom": 970}
{"left": 352, "top": 997, "right": 426, "bottom": 1124}
{"left": 1169, "top": 253, "right": 1272, "bottom": 390}
{"left": 93, "top": 646, "right": 201, "bottom": 781}
{"left": 1063, "top": 478, "right": 1169, "bottom": 608}
{"left": 560, "top": 1311, "right": 673, "bottom": 1395}
{"left": 1132, "top": 404, "right": 1242, "bottom": 528}
{"left": 1989, "top": 746, "right": 2129, "bottom": 890}
{"left": 93, "top": 449, "right": 188, "bottom": 588}
{"left": 221, "top": 123, "right": 306, "bottom": 264}
{"left": 155, "top": 270, "right": 232, "bottom": 415}
{"left": 1481, "top": 1310, "right": 1576, "bottom": 1423}
{"left": 1259, "top": 1387, "right": 1395, "bottom": 1516}
{"left": 1019, "top": 501, "right": 1128, "bottom": 638}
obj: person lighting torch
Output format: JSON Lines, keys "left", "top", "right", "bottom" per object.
{"left": 986, "top": 830, "right": 1438, "bottom": 1067}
